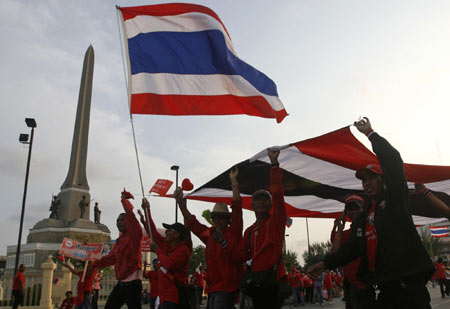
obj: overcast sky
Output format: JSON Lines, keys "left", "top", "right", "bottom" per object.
{"left": 1, "top": 0, "right": 450, "bottom": 263}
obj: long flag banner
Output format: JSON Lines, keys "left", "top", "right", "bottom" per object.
{"left": 430, "top": 226, "right": 449, "bottom": 237}
{"left": 59, "top": 238, "right": 104, "bottom": 261}
{"left": 187, "top": 126, "right": 450, "bottom": 225}
{"left": 118, "top": 3, "right": 287, "bottom": 123}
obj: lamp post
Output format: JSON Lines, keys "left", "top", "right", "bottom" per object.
{"left": 171, "top": 165, "right": 179, "bottom": 222}
{"left": 14, "top": 118, "right": 37, "bottom": 277}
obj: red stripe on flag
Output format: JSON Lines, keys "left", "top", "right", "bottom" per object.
{"left": 119, "top": 4, "right": 230, "bottom": 39}
{"left": 130, "top": 93, "right": 288, "bottom": 123}
{"left": 293, "top": 126, "right": 450, "bottom": 183}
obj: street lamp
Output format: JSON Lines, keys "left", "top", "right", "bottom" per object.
{"left": 171, "top": 165, "right": 179, "bottom": 222}
{"left": 14, "top": 118, "right": 37, "bottom": 277}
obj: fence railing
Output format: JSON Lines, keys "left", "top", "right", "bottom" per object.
{"left": 0, "top": 275, "right": 43, "bottom": 306}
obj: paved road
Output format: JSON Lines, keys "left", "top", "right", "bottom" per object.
{"left": 281, "top": 285, "right": 450, "bottom": 308}
{"left": 98, "top": 285, "right": 450, "bottom": 308}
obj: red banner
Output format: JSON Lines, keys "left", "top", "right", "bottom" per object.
{"left": 59, "top": 238, "right": 104, "bottom": 261}
{"left": 149, "top": 179, "right": 173, "bottom": 195}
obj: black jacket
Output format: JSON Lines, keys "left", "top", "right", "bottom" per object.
{"left": 324, "top": 133, "right": 435, "bottom": 284}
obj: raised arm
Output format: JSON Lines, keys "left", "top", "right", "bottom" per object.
{"left": 330, "top": 212, "right": 346, "bottom": 253}
{"left": 174, "top": 187, "right": 193, "bottom": 224}
{"left": 120, "top": 190, "right": 143, "bottom": 241}
{"left": 414, "top": 183, "right": 450, "bottom": 220}
{"left": 354, "top": 117, "right": 408, "bottom": 203}
{"left": 62, "top": 261, "right": 78, "bottom": 276}
{"left": 268, "top": 149, "right": 287, "bottom": 226}
{"left": 142, "top": 198, "right": 165, "bottom": 247}
{"left": 229, "top": 166, "right": 243, "bottom": 239}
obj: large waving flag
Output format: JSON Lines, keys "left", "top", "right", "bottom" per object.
{"left": 118, "top": 3, "right": 287, "bottom": 123}
{"left": 186, "top": 126, "right": 450, "bottom": 225}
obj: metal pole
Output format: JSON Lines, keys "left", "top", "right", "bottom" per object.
{"left": 14, "top": 126, "right": 35, "bottom": 277}
{"left": 175, "top": 169, "right": 179, "bottom": 222}
{"left": 306, "top": 217, "right": 311, "bottom": 258}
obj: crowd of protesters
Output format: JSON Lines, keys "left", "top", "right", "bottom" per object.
{"left": 11, "top": 117, "right": 444, "bottom": 309}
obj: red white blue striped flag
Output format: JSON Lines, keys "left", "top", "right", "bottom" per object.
{"left": 430, "top": 226, "right": 449, "bottom": 237}
{"left": 118, "top": 3, "right": 287, "bottom": 123}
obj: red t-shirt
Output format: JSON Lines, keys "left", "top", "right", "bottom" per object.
{"left": 13, "top": 272, "right": 25, "bottom": 291}
{"left": 365, "top": 202, "right": 378, "bottom": 272}
{"left": 146, "top": 270, "right": 159, "bottom": 298}
{"left": 193, "top": 271, "right": 204, "bottom": 288}
{"left": 237, "top": 167, "right": 287, "bottom": 282}
{"left": 331, "top": 228, "right": 365, "bottom": 289}
{"left": 324, "top": 273, "right": 333, "bottom": 289}
{"left": 288, "top": 273, "right": 300, "bottom": 288}
{"left": 60, "top": 297, "right": 75, "bottom": 309}
{"left": 435, "top": 262, "right": 446, "bottom": 279}
{"left": 92, "top": 198, "right": 143, "bottom": 280}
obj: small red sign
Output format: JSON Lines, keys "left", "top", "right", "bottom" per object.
{"left": 149, "top": 179, "right": 173, "bottom": 195}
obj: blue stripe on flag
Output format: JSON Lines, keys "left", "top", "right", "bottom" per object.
{"left": 128, "top": 30, "right": 278, "bottom": 96}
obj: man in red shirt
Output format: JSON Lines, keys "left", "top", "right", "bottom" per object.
{"left": 89, "top": 189, "right": 143, "bottom": 309}
{"left": 192, "top": 266, "right": 205, "bottom": 309}
{"left": 174, "top": 166, "right": 243, "bottom": 309}
{"left": 288, "top": 268, "right": 304, "bottom": 306}
{"left": 329, "top": 194, "right": 374, "bottom": 309}
{"left": 12, "top": 264, "right": 26, "bottom": 309}
{"left": 144, "top": 258, "right": 160, "bottom": 309}
{"left": 233, "top": 149, "right": 288, "bottom": 309}
{"left": 143, "top": 198, "right": 191, "bottom": 309}
{"left": 61, "top": 260, "right": 96, "bottom": 308}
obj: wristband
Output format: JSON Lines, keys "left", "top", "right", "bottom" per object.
{"left": 424, "top": 190, "right": 432, "bottom": 197}
{"left": 366, "top": 130, "right": 375, "bottom": 138}
{"left": 271, "top": 162, "right": 279, "bottom": 167}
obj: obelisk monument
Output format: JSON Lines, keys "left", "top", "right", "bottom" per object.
{"left": 57, "top": 45, "right": 94, "bottom": 221}
{"left": 5, "top": 46, "right": 109, "bottom": 275}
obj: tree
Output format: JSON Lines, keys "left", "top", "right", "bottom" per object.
{"left": 283, "top": 249, "right": 301, "bottom": 271}
{"left": 188, "top": 245, "right": 206, "bottom": 274}
{"left": 302, "top": 241, "right": 332, "bottom": 270}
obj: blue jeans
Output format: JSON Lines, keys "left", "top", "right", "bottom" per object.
{"left": 76, "top": 292, "right": 92, "bottom": 309}
{"left": 292, "top": 287, "right": 304, "bottom": 305}
{"left": 207, "top": 290, "right": 238, "bottom": 309}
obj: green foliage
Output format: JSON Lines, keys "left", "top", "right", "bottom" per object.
{"left": 188, "top": 245, "right": 206, "bottom": 274}
{"left": 302, "top": 241, "right": 332, "bottom": 270}
{"left": 283, "top": 249, "right": 301, "bottom": 271}
{"left": 202, "top": 209, "right": 213, "bottom": 226}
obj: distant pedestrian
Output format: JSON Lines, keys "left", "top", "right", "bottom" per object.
{"left": 143, "top": 258, "right": 160, "bottom": 309}
{"left": 59, "top": 291, "right": 75, "bottom": 309}
{"left": 12, "top": 264, "right": 26, "bottom": 309}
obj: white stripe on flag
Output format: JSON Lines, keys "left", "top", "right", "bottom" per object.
{"left": 124, "top": 13, "right": 236, "bottom": 55}
{"left": 255, "top": 147, "right": 363, "bottom": 190}
{"left": 131, "top": 72, "right": 285, "bottom": 112}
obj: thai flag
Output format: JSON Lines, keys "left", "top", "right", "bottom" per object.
{"left": 118, "top": 3, "right": 287, "bottom": 123}
{"left": 186, "top": 126, "right": 450, "bottom": 226}
{"left": 430, "top": 226, "right": 449, "bottom": 237}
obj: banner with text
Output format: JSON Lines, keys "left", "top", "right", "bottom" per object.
{"left": 59, "top": 238, "right": 104, "bottom": 261}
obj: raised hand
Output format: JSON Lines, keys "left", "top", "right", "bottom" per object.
{"left": 229, "top": 166, "right": 239, "bottom": 184}
{"left": 268, "top": 148, "right": 280, "bottom": 165}
{"left": 354, "top": 117, "right": 372, "bottom": 135}
{"left": 141, "top": 198, "right": 150, "bottom": 210}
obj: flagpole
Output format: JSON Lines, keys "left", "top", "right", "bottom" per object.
{"left": 116, "top": 7, "right": 145, "bottom": 197}
{"left": 306, "top": 217, "right": 311, "bottom": 258}
{"left": 117, "top": 7, "right": 153, "bottom": 241}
